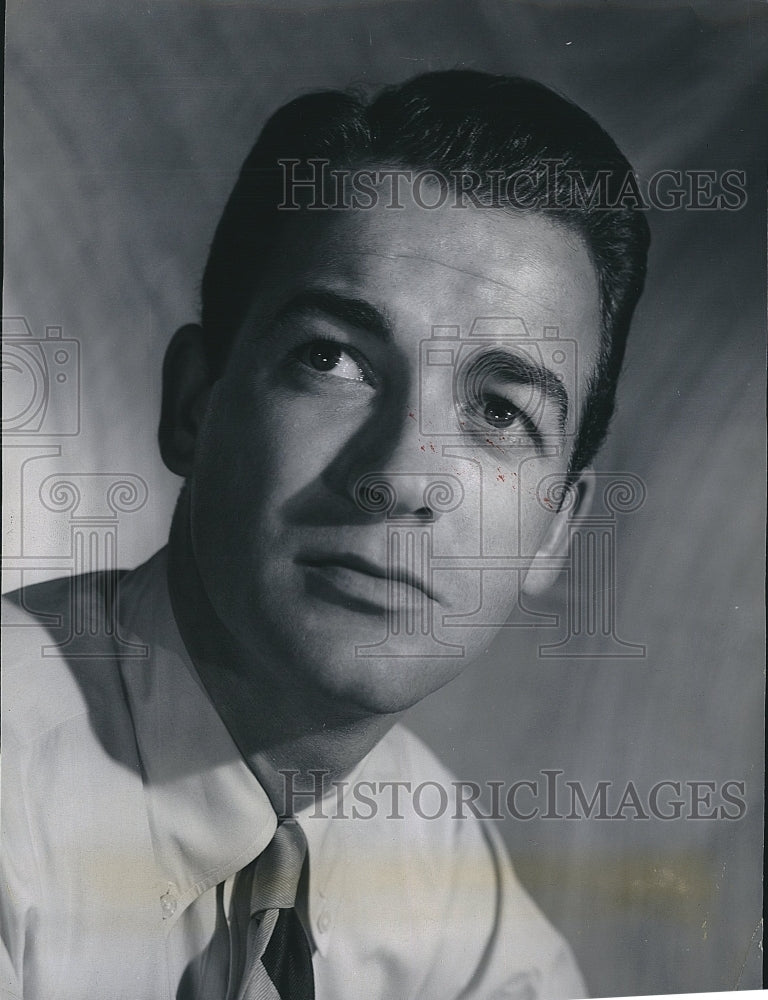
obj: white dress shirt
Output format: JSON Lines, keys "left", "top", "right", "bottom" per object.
{"left": 1, "top": 550, "right": 585, "bottom": 1000}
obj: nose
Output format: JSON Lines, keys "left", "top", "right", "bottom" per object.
{"left": 350, "top": 406, "right": 464, "bottom": 521}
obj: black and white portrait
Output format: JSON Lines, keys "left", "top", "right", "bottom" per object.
{"left": 2, "top": 2, "right": 764, "bottom": 999}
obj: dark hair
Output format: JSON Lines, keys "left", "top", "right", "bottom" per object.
{"left": 201, "top": 70, "right": 650, "bottom": 473}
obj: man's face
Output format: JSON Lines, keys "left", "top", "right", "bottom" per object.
{"left": 188, "top": 194, "right": 600, "bottom": 716}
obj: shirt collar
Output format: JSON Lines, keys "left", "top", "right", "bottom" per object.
{"left": 294, "top": 752, "right": 374, "bottom": 956}
{"left": 114, "top": 548, "right": 356, "bottom": 955}
{"left": 117, "top": 549, "right": 277, "bottom": 920}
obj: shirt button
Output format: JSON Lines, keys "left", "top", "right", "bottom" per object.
{"left": 317, "top": 911, "right": 331, "bottom": 934}
{"left": 160, "top": 885, "right": 178, "bottom": 919}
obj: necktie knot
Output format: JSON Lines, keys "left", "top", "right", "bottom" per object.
{"left": 250, "top": 818, "right": 308, "bottom": 915}
{"left": 232, "top": 818, "right": 315, "bottom": 1000}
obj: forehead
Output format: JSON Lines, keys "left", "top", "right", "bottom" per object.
{"left": 245, "top": 198, "right": 601, "bottom": 371}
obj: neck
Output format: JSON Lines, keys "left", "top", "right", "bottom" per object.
{"left": 166, "top": 487, "right": 397, "bottom": 815}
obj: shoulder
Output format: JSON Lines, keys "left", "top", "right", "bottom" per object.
{"left": 1, "top": 576, "right": 157, "bottom": 997}
{"left": 2, "top": 578, "right": 87, "bottom": 744}
{"left": 355, "top": 724, "right": 586, "bottom": 999}
{"left": 1, "top": 574, "right": 126, "bottom": 746}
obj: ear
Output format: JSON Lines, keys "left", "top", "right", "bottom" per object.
{"left": 522, "top": 468, "right": 596, "bottom": 597}
{"left": 158, "top": 324, "right": 214, "bottom": 478}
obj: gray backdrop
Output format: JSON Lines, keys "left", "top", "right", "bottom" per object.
{"left": 3, "top": 0, "right": 765, "bottom": 995}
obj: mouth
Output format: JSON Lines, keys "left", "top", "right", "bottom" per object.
{"left": 297, "top": 552, "right": 438, "bottom": 614}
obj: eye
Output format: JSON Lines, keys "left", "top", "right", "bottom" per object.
{"left": 483, "top": 395, "right": 521, "bottom": 428}
{"left": 297, "top": 339, "right": 366, "bottom": 381}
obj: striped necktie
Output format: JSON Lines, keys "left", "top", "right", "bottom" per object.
{"left": 233, "top": 819, "right": 315, "bottom": 1000}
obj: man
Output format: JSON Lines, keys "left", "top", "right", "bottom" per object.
{"left": 1, "top": 71, "right": 649, "bottom": 999}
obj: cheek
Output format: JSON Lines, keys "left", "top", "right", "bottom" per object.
{"left": 445, "top": 479, "right": 554, "bottom": 631}
{"left": 439, "top": 450, "right": 556, "bottom": 557}
{"left": 195, "top": 389, "right": 348, "bottom": 510}
{"left": 477, "top": 475, "right": 553, "bottom": 556}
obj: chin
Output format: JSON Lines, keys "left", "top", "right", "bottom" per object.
{"left": 293, "top": 644, "right": 472, "bottom": 718}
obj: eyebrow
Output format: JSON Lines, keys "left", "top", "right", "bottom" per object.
{"left": 272, "top": 291, "right": 569, "bottom": 431}
{"left": 473, "top": 347, "right": 570, "bottom": 430}
{"left": 274, "top": 289, "right": 395, "bottom": 343}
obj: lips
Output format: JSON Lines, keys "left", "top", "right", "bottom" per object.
{"left": 297, "top": 551, "right": 438, "bottom": 613}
